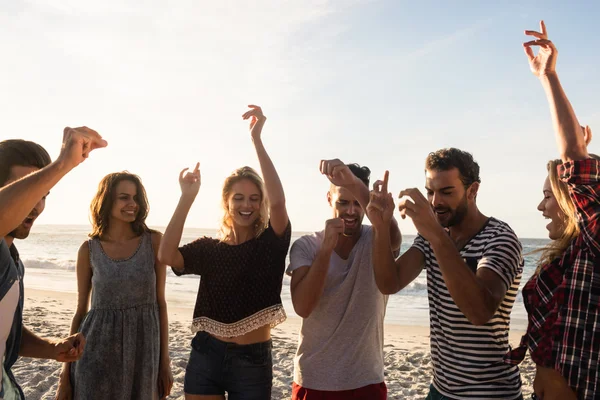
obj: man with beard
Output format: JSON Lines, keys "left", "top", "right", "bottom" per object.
{"left": 367, "top": 148, "right": 524, "bottom": 400}
{"left": 287, "top": 159, "right": 401, "bottom": 400}
{"left": 0, "top": 128, "right": 106, "bottom": 399}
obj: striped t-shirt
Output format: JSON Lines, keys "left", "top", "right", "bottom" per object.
{"left": 412, "top": 217, "right": 523, "bottom": 400}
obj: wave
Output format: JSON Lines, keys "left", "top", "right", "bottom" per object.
{"left": 22, "top": 258, "right": 76, "bottom": 271}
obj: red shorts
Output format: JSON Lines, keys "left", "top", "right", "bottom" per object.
{"left": 292, "top": 382, "right": 387, "bottom": 400}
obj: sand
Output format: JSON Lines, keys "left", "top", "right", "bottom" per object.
{"left": 11, "top": 289, "right": 535, "bottom": 399}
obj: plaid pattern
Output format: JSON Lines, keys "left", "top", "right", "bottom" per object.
{"left": 505, "top": 159, "right": 600, "bottom": 399}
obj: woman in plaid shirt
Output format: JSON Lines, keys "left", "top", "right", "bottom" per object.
{"left": 504, "top": 21, "right": 600, "bottom": 400}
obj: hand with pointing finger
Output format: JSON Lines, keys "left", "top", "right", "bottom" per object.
{"left": 366, "top": 170, "right": 395, "bottom": 230}
{"left": 398, "top": 188, "right": 445, "bottom": 242}
{"left": 179, "top": 162, "right": 201, "bottom": 200}
{"left": 523, "top": 20, "right": 557, "bottom": 77}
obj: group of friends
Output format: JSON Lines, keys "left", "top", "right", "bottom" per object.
{"left": 0, "top": 21, "right": 598, "bottom": 400}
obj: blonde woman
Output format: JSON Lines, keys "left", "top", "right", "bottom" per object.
{"left": 158, "top": 105, "right": 291, "bottom": 400}
{"left": 504, "top": 21, "right": 600, "bottom": 400}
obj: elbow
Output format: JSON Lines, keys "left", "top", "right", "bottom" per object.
{"left": 157, "top": 298, "right": 168, "bottom": 311}
{"left": 560, "top": 146, "right": 589, "bottom": 162}
{"left": 374, "top": 273, "right": 401, "bottom": 295}
{"left": 376, "top": 281, "right": 401, "bottom": 295}
{"left": 157, "top": 248, "right": 172, "bottom": 266}
{"left": 292, "top": 302, "right": 313, "bottom": 319}
{"left": 467, "top": 310, "right": 495, "bottom": 326}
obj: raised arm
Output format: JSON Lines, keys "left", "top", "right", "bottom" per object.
{"left": 0, "top": 127, "right": 107, "bottom": 238}
{"left": 320, "top": 160, "right": 401, "bottom": 251}
{"left": 366, "top": 172, "right": 423, "bottom": 294}
{"left": 56, "top": 241, "right": 93, "bottom": 399}
{"left": 398, "top": 188, "right": 512, "bottom": 325}
{"left": 243, "top": 105, "right": 289, "bottom": 235}
{"left": 290, "top": 219, "right": 343, "bottom": 318}
{"left": 157, "top": 163, "right": 201, "bottom": 271}
{"left": 523, "top": 20, "right": 588, "bottom": 162}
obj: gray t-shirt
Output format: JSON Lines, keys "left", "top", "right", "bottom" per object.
{"left": 286, "top": 225, "right": 387, "bottom": 391}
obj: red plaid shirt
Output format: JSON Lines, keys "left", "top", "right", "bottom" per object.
{"left": 505, "top": 159, "right": 600, "bottom": 399}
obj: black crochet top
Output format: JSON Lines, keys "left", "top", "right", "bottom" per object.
{"left": 174, "top": 220, "right": 291, "bottom": 337}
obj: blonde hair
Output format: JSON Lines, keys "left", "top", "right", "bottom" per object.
{"left": 536, "top": 159, "right": 580, "bottom": 270}
{"left": 217, "top": 166, "right": 269, "bottom": 241}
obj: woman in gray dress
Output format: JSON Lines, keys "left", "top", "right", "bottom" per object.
{"left": 55, "top": 172, "right": 173, "bottom": 400}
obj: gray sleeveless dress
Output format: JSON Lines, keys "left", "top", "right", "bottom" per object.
{"left": 71, "top": 232, "right": 160, "bottom": 400}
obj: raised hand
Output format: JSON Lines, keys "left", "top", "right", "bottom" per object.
{"left": 366, "top": 171, "right": 395, "bottom": 229}
{"left": 242, "top": 105, "right": 267, "bottom": 141}
{"left": 179, "top": 162, "right": 201, "bottom": 199}
{"left": 322, "top": 218, "right": 344, "bottom": 251}
{"left": 523, "top": 20, "right": 557, "bottom": 77}
{"left": 320, "top": 159, "right": 359, "bottom": 188}
{"left": 398, "top": 188, "right": 444, "bottom": 242}
{"left": 57, "top": 127, "right": 108, "bottom": 170}
{"left": 53, "top": 332, "right": 86, "bottom": 362}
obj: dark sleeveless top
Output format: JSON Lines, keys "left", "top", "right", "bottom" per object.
{"left": 175, "top": 220, "right": 291, "bottom": 337}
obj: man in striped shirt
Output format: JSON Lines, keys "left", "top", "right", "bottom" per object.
{"left": 367, "top": 148, "right": 524, "bottom": 399}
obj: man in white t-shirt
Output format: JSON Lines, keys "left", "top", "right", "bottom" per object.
{"left": 287, "top": 159, "right": 401, "bottom": 400}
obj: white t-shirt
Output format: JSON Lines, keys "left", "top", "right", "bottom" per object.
{"left": 286, "top": 225, "right": 388, "bottom": 391}
{"left": 0, "top": 281, "right": 19, "bottom": 399}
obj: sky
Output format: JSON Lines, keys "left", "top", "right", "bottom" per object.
{"left": 1, "top": 0, "right": 599, "bottom": 238}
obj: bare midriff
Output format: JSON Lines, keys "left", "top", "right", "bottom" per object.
{"left": 213, "top": 324, "right": 271, "bottom": 345}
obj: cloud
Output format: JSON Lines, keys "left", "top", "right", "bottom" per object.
{"left": 404, "top": 18, "right": 492, "bottom": 62}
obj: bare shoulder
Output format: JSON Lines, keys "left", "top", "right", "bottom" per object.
{"left": 78, "top": 240, "right": 90, "bottom": 255}
{"left": 150, "top": 231, "right": 163, "bottom": 247}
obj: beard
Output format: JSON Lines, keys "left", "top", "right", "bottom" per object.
{"left": 8, "top": 224, "right": 31, "bottom": 240}
{"left": 435, "top": 195, "right": 469, "bottom": 228}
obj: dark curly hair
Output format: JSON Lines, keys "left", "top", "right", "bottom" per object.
{"left": 425, "top": 148, "right": 481, "bottom": 187}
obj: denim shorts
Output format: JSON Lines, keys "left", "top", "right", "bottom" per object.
{"left": 184, "top": 331, "right": 273, "bottom": 399}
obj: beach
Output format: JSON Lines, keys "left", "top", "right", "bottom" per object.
{"left": 13, "top": 288, "right": 536, "bottom": 400}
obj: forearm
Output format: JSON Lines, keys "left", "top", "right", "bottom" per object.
{"left": 19, "top": 326, "right": 56, "bottom": 360}
{"left": 389, "top": 218, "right": 402, "bottom": 252}
{"left": 540, "top": 72, "right": 588, "bottom": 161}
{"left": 253, "top": 138, "right": 285, "bottom": 208}
{"left": 158, "top": 301, "right": 170, "bottom": 366}
{"left": 429, "top": 234, "right": 498, "bottom": 325}
{"left": 344, "top": 179, "right": 370, "bottom": 210}
{"left": 292, "top": 248, "right": 333, "bottom": 318}
{"left": 0, "top": 160, "right": 70, "bottom": 238}
{"left": 372, "top": 227, "right": 402, "bottom": 294}
{"left": 159, "top": 197, "right": 193, "bottom": 263}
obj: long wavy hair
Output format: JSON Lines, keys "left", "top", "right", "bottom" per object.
{"left": 89, "top": 172, "right": 151, "bottom": 239}
{"left": 217, "top": 166, "right": 269, "bottom": 241}
{"left": 536, "top": 159, "right": 580, "bottom": 271}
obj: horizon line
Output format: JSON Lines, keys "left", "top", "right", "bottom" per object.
{"left": 31, "top": 223, "right": 551, "bottom": 241}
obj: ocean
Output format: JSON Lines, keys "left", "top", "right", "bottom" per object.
{"left": 15, "top": 225, "right": 548, "bottom": 331}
